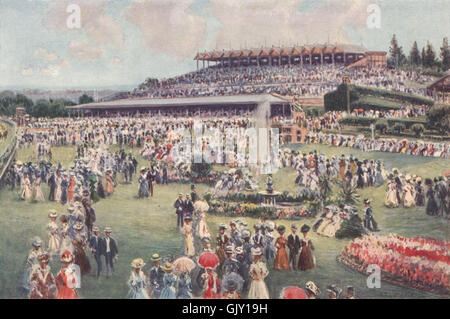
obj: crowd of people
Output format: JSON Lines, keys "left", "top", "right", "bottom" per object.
{"left": 130, "top": 65, "right": 431, "bottom": 99}
{"left": 305, "top": 132, "right": 450, "bottom": 159}
{"left": 341, "top": 235, "right": 449, "bottom": 294}
{"left": 384, "top": 170, "right": 449, "bottom": 218}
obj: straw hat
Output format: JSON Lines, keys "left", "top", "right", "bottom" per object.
{"left": 305, "top": 281, "right": 320, "bottom": 296}
{"left": 150, "top": 253, "right": 162, "bottom": 262}
{"left": 48, "top": 209, "right": 58, "bottom": 218}
{"left": 92, "top": 226, "right": 100, "bottom": 232}
{"left": 131, "top": 258, "right": 146, "bottom": 269}
{"left": 74, "top": 222, "right": 84, "bottom": 231}
{"left": 161, "top": 262, "right": 173, "bottom": 273}
{"left": 61, "top": 250, "right": 73, "bottom": 263}
{"left": 104, "top": 227, "right": 112, "bottom": 233}
{"left": 32, "top": 236, "right": 42, "bottom": 247}
{"left": 37, "top": 251, "right": 50, "bottom": 263}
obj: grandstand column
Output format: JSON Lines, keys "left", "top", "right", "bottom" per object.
{"left": 300, "top": 55, "right": 303, "bottom": 67}
{"left": 344, "top": 52, "right": 347, "bottom": 64}
{"left": 320, "top": 53, "right": 323, "bottom": 65}
{"left": 332, "top": 53, "right": 335, "bottom": 65}
{"left": 309, "top": 54, "right": 312, "bottom": 65}
{"left": 197, "top": 60, "right": 199, "bottom": 71}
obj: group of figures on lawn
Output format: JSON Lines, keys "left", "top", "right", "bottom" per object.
{"left": 385, "top": 169, "right": 449, "bottom": 218}
{"left": 7, "top": 146, "right": 124, "bottom": 204}
{"left": 22, "top": 189, "right": 118, "bottom": 299}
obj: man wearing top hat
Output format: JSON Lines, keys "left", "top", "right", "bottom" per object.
{"left": 84, "top": 200, "right": 96, "bottom": 240}
{"left": 89, "top": 226, "right": 105, "bottom": 277}
{"left": 363, "top": 199, "right": 378, "bottom": 231}
{"left": 102, "top": 227, "right": 118, "bottom": 277}
{"left": 183, "top": 194, "right": 194, "bottom": 221}
{"left": 148, "top": 253, "right": 165, "bottom": 298}
{"left": 287, "top": 224, "right": 301, "bottom": 270}
{"left": 190, "top": 184, "right": 198, "bottom": 203}
{"left": 223, "top": 245, "right": 240, "bottom": 275}
{"left": 251, "top": 224, "right": 264, "bottom": 248}
{"left": 174, "top": 193, "right": 184, "bottom": 228}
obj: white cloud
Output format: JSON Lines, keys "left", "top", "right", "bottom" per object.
{"left": 34, "top": 48, "right": 59, "bottom": 62}
{"left": 68, "top": 40, "right": 103, "bottom": 61}
{"left": 124, "top": 0, "right": 207, "bottom": 61}
{"left": 208, "top": 0, "right": 369, "bottom": 49}
{"left": 21, "top": 67, "right": 34, "bottom": 76}
{"left": 40, "top": 64, "right": 62, "bottom": 78}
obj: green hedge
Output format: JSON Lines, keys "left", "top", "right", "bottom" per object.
{"left": 338, "top": 117, "right": 377, "bottom": 126}
{"left": 324, "top": 84, "right": 434, "bottom": 112}
{"left": 353, "top": 86, "right": 434, "bottom": 106}
{"left": 386, "top": 118, "right": 427, "bottom": 129}
{"left": 427, "top": 103, "right": 450, "bottom": 134}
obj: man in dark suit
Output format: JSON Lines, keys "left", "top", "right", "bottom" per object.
{"left": 146, "top": 167, "right": 156, "bottom": 197}
{"left": 47, "top": 172, "right": 56, "bottom": 201}
{"left": 148, "top": 253, "right": 165, "bottom": 298}
{"left": 183, "top": 194, "right": 194, "bottom": 221}
{"left": 89, "top": 226, "right": 105, "bottom": 277}
{"left": 102, "top": 227, "right": 118, "bottom": 278}
{"left": 83, "top": 200, "right": 96, "bottom": 240}
{"left": 174, "top": 193, "right": 184, "bottom": 229}
{"left": 190, "top": 184, "right": 198, "bottom": 202}
{"left": 287, "top": 224, "right": 301, "bottom": 270}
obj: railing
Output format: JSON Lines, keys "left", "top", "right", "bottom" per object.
{"left": 0, "top": 118, "right": 18, "bottom": 187}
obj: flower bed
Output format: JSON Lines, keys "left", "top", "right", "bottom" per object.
{"left": 206, "top": 199, "right": 316, "bottom": 220}
{"left": 339, "top": 234, "right": 450, "bottom": 296}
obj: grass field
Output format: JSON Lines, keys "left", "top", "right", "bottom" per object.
{"left": 0, "top": 143, "right": 448, "bottom": 299}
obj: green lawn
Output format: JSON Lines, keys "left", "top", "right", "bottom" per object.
{"left": 0, "top": 143, "right": 448, "bottom": 299}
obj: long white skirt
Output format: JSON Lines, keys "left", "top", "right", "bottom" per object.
{"left": 248, "top": 279, "right": 269, "bottom": 299}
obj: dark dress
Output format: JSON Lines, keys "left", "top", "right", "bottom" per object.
{"left": 298, "top": 238, "right": 314, "bottom": 271}
{"left": 425, "top": 187, "right": 439, "bottom": 216}
{"left": 415, "top": 184, "right": 425, "bottom": 206}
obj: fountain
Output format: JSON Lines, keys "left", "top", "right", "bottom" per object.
{"left": 258, "top": 174, "right": 281, "bottom": 206}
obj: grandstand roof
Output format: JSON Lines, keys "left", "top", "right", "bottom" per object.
{"left": 195, "top": 43, "right": 368, "bottom": 60}
{"left": 67, "top": 94, "right": 289, "bottom": 111}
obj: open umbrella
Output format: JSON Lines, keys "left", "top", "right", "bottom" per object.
{"left": 173, "top": 256, "right": 196, "bottom": 273}
{"left": 198, "top": 252, "right": 219, "bottom": 269}
{"left": 281, "top": 286, "right": 307, "bottom": 299}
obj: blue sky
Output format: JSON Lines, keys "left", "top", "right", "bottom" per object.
{"left": 0, "top": 0, "right": 449, "bottom": 89}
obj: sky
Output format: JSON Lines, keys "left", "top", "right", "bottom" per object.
{"left": 0, "top": 0, "right": 449, "bottom": 89}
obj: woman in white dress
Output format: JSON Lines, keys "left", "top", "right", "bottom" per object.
{"left": 248, "top": 247, "right": 269, "bottom": 299}
{"left": 33, "top": 173, "right": 45, "bottom": 202}
{"left": 21, "top": 173, "right": 33, "bottom": 201}
{"left": 127, "top": 258, "right": 149, "bottom": 299}
{"left": 197, "top": 211, "right": 211, "bottom": 241}
{"left": 47, "top": 210, "right": 61, "bottom": 256}
{"left": 384, "top": 178, "right": 399, "bottom": 208}
{"left": 54, "top": 172, "right": 62, "bottom": 203}
{"left": 181, "top": 217, "right": 195, "bottom": 257}
{"left": 402, "top": 178, "right": 416, "bottom": 208}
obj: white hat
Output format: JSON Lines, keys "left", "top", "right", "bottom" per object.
{"left": 251, "top": 247, "right": 262, "bottom": 256}
{"left": 32, "top": 236, "right": 42, "bottom": 247}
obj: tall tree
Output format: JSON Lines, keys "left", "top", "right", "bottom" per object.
{"left": 388, "top": 34, "right": 406, "bottom": 67}
{"left": 421, "top": 47, "right": 426, "bottom": 66}
{"left": 440, "top": 37, "right": 450, "bottom": 71}
{"left": 409, "top": 41, "right": 421, "bottom": 66}
{"left": 78, "top": 94, "right": 94, "bottom": 105}
{"left": 423, "top": 41, "right": 436, "bottom": 68}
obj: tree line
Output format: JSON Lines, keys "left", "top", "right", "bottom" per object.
{"left": 0, "top": 92, "right": 93, "bottom": 118}
{"left": 388, "top": 34, "right": 450, "bottom": 73}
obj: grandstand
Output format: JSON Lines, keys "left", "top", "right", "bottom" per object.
{"left": 194, "top": 43, "right": 385, "bottom": 69}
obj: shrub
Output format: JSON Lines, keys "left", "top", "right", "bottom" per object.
{"left": 375, "top": 120, "right": 388, "bottom": 134}
{"left": 411, "top": 123, "right": 425, "bottom": 137}
{"left": 427, "top": 103, "right": 450, "bottom": 135}
{"left": 393, "top": 123, "right": 406, "bottom": 134}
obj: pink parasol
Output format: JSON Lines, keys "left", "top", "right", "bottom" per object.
{"left": 282, "top": 286, "right": 307, "bottom": 299}
{"left": 173, "top": 257, "right": 196, "bottom": 273}
{"left": 198, "top": 252, "right": 219, "bottom": 269}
